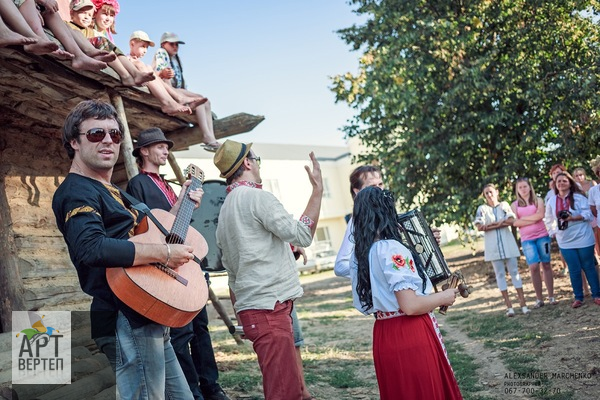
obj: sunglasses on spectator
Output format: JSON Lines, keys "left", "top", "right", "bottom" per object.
{"left": 80, "top": 128, "right": 123, "bottom": 144}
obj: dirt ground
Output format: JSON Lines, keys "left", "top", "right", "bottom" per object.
{"left": 207, "top": 242, "right": 600, "bottom": 400}
{"left": 440, "top": 244, "right": 600, "bottom": 400}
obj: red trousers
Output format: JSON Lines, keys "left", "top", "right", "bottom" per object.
{"left": 238, "top": 300, "right": 302, "bottom": 400}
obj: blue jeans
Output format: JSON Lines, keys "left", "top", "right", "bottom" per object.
{"left": 290, "top": 306, "right": 304, "bottom": 347}
{"left": 115, "top": 312, "right": 193, "bottom": 400}
{"left": 521, "top": 236, "right": 551, "bottom": 265}
{"left": 560, "top": 245, "right": 600, "bottom": 301}
{"left": 171, "top": 306, "right": 221, "bottom": 399}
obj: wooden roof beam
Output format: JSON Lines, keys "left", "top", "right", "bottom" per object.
{"left": 167, "top": 113, "right": 265, "bottom": 151}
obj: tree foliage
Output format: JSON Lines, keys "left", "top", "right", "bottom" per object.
{"left": 332, "top": 0, "right": 600, "bottom": 227}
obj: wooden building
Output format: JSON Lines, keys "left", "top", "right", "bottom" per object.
{"left": 0, "top": 45, "right": 263, "bottom": 335}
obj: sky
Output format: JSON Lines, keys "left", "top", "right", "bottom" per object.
{"left": 112, "top": 0, "right": 365, "bottom": 147}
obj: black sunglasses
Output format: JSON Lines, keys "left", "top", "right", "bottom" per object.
{"left": 248, "top": 156, "right": 261, "bottom": 166}
{"left": 80, "top": 128, "right": 123, "bottom": 144}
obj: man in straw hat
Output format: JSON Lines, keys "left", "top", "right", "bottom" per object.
{"left": 127, "top": 127, "right": 230, "bottom": 400}
{"left": 214, "top": 140, "right": 323, "bottom": 400}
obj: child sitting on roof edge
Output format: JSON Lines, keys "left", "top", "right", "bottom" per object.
{"left": 9, "top": 0, "right": 108, "bottom": 71}
{"left": 128, "top": 30, "right": 208, "bottom": 115}
{"left": 67, "top": 0, "right": 153, "bottom": 86}
{"left": 153, "top": 32, "right": 220, "bottom": 152}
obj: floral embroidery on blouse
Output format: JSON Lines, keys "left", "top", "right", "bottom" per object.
{"left": 391, "top": 254, "right": 406, "bottom": 269}
{"left": 408, "top": 258, "right": 416, "bottom": 273}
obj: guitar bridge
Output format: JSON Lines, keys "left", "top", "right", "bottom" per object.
{"left": 151, "top": 263, "right": 189, "bottom": 286}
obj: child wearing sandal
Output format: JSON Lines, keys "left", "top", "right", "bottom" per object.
{"left": 511, "top": 177, "right": 557, "bottom": 308}
{"left": 153, "top": 32, "right": 220, "bottom": 152}
{"left": 475, "top": 183, "right": 530, "bottom": 317}
{"left": 67, "top": 0, "right": 154, "bottom": 86}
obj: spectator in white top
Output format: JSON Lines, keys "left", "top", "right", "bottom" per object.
{"left": 544, "top": 172, "right": 600, "bottom": 308}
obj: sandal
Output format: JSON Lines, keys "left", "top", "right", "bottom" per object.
{"left": 533, "top": 300, "right": 544, "bottom": 309}
{"left": 571, "top": 300, "right": 583, "bottom": 308}
{"left": 548, "top": 297, "right": 559, "bottom": 305}
{"left": 202, "top": 141, "right": 221, "bottom": 153}
{"left": 506, "top": 308, "right": 515, "bottom": 317}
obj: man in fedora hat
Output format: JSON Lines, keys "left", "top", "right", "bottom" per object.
{"left": 213, "top": 140, "right": 323, "bottom": 400}
{"left": 127, "top": 127, "right": 230, "bottom": 400}
{"left": 127, "top": 127, "right": 180, "bottom": 210}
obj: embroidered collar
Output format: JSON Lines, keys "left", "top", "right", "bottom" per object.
{"left": 226, "top": 180, "right": 263, "bottom": 194}
{"left": 140, "top": 170, "right": 178, "bottom": 207}
{"left": 141, "top": 170, "right": 167, "bottom": 179}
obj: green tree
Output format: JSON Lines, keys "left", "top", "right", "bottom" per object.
{"left": 332, "top": 0, "right": 600, "bottom": 227}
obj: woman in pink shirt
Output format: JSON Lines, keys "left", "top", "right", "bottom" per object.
{"left": 511, "top": 177, "right": 557, "bottom": 308}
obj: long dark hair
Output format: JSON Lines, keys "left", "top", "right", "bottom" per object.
{"left": 554, "top": 172, "right": 583, "bottom": 209}
{"left": 352, "top": 187, "right": 428, "bottom": 312}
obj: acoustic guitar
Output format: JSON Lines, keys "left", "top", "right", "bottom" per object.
{"left": 107, "top": 165, "right": 209, "bottom": 328}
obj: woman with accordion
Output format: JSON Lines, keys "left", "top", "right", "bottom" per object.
{"left": 350, "top": 187, "right": 463, "bottom": 400}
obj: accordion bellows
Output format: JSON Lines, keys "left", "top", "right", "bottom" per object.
{"left": 396, "top": 209, "right": 451, "bottom": 286}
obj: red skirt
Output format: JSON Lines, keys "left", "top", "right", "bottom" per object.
{"left": 373, "top": 312, "right": 463, "bottom": 400}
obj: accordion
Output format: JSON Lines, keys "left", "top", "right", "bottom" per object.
{"left": 396, "top": 209, "right": 451, "bottom": 286}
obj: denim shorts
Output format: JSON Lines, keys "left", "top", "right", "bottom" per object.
{"left": 521, "top": 236, "right": 551, "bottom": 265}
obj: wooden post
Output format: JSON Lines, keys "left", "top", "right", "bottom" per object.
{"left": 208, "top": 287, "right": 243, "bottom": 345}
{"left": 0, "top": 180, "right": 26, "bottom": 332}
{"left": 167, "top": 152, "right": 186, "bottom": 184}
{"left": 167, "top": 152, "right": 242, "bottom": 344}
{"left": 109, "top": 91, "right": 138, "bottom": 180}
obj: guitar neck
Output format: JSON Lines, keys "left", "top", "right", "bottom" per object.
{"left": 169, "top": 177, "right": 202, "bottom": 244}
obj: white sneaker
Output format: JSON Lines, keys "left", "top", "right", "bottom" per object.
{"left": 522, "top": 306, "right": 530, "bottom": 315}
{"left": 506, "top": 308, "right": 515, "bottom": 317}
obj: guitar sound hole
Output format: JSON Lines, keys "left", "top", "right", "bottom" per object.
{"left": 166, "top": 233, "right": 185, "bottom": 245}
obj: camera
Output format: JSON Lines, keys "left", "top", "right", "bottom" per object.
{"left": 558, "top": 210, "right": 571, "bottom": 230}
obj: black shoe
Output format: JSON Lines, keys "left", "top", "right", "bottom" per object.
{"left": 203, "top": 389, "right": 231, "bottom": 400}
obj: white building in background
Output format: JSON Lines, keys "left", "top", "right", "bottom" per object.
{"left": 171, "top": 142, "right": 357, "bottom": 259}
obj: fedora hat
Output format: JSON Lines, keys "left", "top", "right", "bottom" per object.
{"left": 214, "top": 140, "right": 253, "bottom": 179}
{"left": 133, "top": 127, "right": 173, "bottom": 156}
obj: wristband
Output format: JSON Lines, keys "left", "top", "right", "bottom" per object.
{"left": 299, "top": 215, "right": 315, "bottom": 228}
{"left": 165, "top": 243, "right": 171, "bottom": 265}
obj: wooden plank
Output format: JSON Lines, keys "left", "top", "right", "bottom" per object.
{"left": 109, "top": 91, "right": 137, "bottom": 181}
{"left": 169, "top": 113, "right": 265, "bottom": 151}
{"left": 0, "top": 180, "right": 26, "bottom": 332}
{"left": 36, "top": 365, "right": 116, "bottom": 400}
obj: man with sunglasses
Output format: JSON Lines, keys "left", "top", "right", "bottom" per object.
{"left": 126, "top": 127, "right": 230, "bottom": 400}
{"left": 52, "top": 100, "right": 200, "bottom": 399}
{"left": 213, "top": 140, "right": 323, "bottom": 400}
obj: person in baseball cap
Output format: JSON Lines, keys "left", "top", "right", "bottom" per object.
{"left": 70, "top": 0, "right": 96, "bottom": 11}
{"left": 160, "top": 32, "right": 185, "bottom": 45}
{"left": 129, "top": 30, "right": 155, "bottom": 47}
{"left": 153, "top": 31, "right": 221, "bottom": 152}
